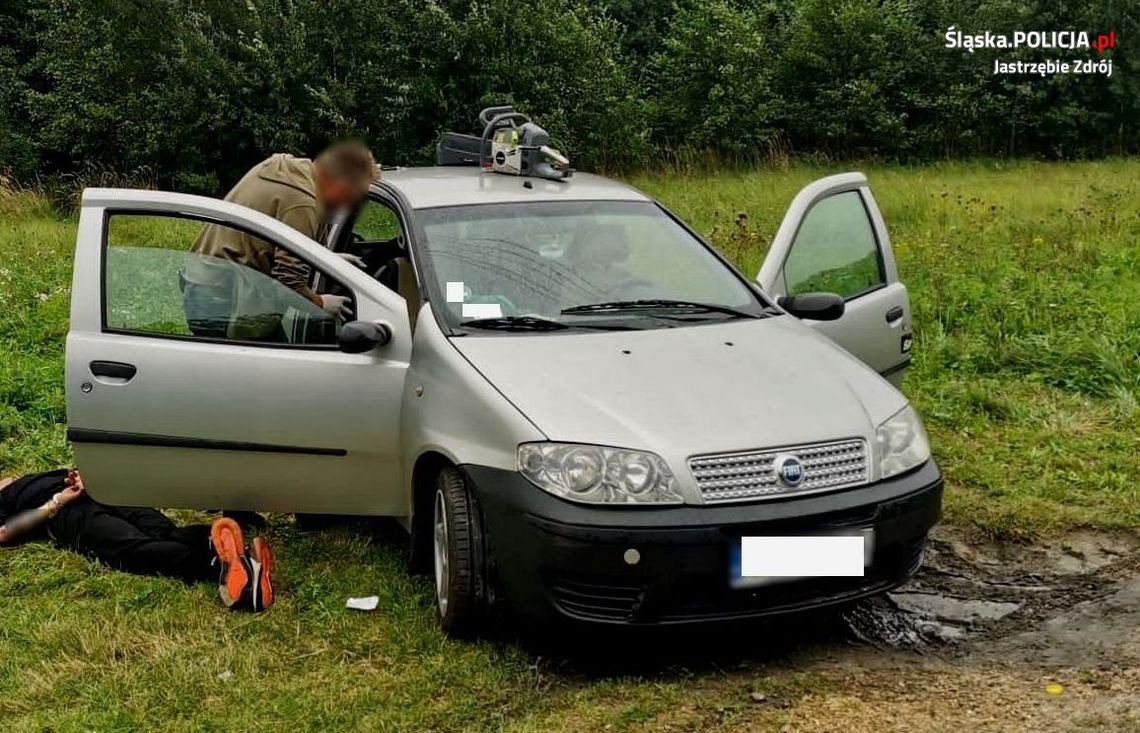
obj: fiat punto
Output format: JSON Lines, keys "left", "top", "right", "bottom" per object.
{"left": 66, "top": 166, "right": 941, "bottom": 634}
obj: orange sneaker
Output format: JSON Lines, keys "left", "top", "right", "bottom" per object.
{"left": 210, "top": 518, "right": 252, "bottom": 609}
{"left": 249, "top": 536, "right": 275, "bottom": 612}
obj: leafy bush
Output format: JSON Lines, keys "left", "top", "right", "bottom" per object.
{"left": 646, "top": 1, "right": 783, "bottom": 159}
{"left": 0, "top": 0, "right": 1135, "bottom": 189}
{"left": 774, "top": 0, "right": 923, "bottom": 156}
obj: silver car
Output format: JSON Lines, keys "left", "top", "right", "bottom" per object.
{"left": 66, "top": 167, "right": 941, "bottom": 634}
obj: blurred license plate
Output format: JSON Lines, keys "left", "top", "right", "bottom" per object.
{"left": 729, "top": 530, "right": 874, "bottom": 589}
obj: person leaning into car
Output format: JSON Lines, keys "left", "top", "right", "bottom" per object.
{"left": 181, "top": 141, "right": 378, "bottom": 341}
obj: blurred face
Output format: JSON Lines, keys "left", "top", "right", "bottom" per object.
{"left": 315, "top": 168, "right": 369, "bottom": 211}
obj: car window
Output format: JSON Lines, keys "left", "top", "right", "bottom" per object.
{"left": 783, "top": 191, "right": 885, "bottom": 299}
{"left": 354, "top": 201, "right": 402, "bottom": 241}
{"left": 104, "top": 214, "right": 347, "bottom": 346}
{"left": 417, "top": 200, "right": 763, "bottom": 329}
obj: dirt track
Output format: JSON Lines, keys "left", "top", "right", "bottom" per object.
{"left": 765, "top": 527, "right": 1140, "bottom": 731}
{"left": 550, "top": 527, "right": 1140, "bottom": 732}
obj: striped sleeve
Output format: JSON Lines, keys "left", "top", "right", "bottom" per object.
{"left": 271, "top": 204, "right": 320, "bottom": 301}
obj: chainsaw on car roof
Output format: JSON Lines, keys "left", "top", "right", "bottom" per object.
{"left": 436, "top": 105, "right": 573, "bottom": 182}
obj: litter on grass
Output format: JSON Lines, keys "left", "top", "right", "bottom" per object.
{"left": 346, "top": 596, "right": 379, "bottom": 612}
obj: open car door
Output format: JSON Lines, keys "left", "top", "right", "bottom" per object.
{"left": 65, "top": 189, "right": 412, "bottom": 514}
{"left": 757, "top": 173, "right": 912, "bottom": 386}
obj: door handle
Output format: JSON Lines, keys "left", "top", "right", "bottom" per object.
{"left": 90, "top": 361, "right": 137, "bottom": 381}
{"left": 885, "top": 306, "right": 904, "bottom": 323}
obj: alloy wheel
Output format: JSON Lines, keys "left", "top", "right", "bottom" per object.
{"left": 433, "top": 489, "right": 450, "bottom": 616}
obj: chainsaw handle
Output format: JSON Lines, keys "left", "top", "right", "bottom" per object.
{"left": 478, "top": 106, "right": 524, "bottom": 126}
{"left": 479, "top": 111, "right": 531, "bottom": 168}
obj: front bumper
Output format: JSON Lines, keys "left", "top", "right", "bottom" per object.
{"left": 463, "top": 459, "right": 943, "bottom": 625}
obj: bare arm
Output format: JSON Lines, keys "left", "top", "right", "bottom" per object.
{"left": 0, "top": 470, "right": 86, "bottom": 545}
{"left": 0, "top": 500, "right": 58, "bottom": 544}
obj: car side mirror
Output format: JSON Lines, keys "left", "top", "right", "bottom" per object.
{"left": 777, "top": 292, "right": 845, "bottom": 321}
{"left": 338, "top": 320, "right": 392, "bottom": 353}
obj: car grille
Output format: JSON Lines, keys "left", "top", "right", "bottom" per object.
{"left": 548, "top": 575, "right": 646, "bottom": 622}
{"left": 689, "top": 439, "right": 869, "bottom": 504}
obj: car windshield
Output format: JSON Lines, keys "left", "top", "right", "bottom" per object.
{"left": 416, "top": 200, "right": 770, "bottom": 332}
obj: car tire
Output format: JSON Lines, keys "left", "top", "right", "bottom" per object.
{"left": 433, "top": 466, "right": 484, "bottom": 636}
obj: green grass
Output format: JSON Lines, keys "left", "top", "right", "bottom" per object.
{"left": 0, "top": 188, "right": 72, "bottom": 471}
{"left": 630, "top": 159, "right": 1140, "bottom": 537}
{"left": 1, "top": 161, "right": 1139, "bottom": 730}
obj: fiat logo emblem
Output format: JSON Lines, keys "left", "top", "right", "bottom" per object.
{"left": 774, "top": 454, "right": 805, "bottom": 487}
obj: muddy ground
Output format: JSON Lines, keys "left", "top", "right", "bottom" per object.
{"left": 548, "top": 527, "right": 1140, "bottom": 732}
{"left": 816, "top": 526, "right": 1140, "bottom": 732}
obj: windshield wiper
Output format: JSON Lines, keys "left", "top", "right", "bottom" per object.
{"left": 463, "top": 315, "right": 570, "bottom": 331}
{"left": 561, "top": 299, "right": 756, "bottom": 319}
{"left": 461, "top": 315, "right": 643, "bottom": 332}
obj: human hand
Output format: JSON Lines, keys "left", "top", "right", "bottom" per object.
{"left": 337, "top": 252, "right": 367, "bottom": 269}
{"left": 319, "top": 294, "right": 354, "bottom": 320}
{"left": 0, "top": 525, "right": 9, "bottom": 544}
{"left": 61, "top": 469, "right": 87, "bottom": 504}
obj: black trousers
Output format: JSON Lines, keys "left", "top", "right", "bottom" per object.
{"left": 47, "top": 498, "right": 216, "bottom": 583}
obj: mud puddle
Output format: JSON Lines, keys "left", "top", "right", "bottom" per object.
{"left": 837, "top": 526, "right": 1140, "bottom": 667}
{"left": 532, "top": 526, "right": 1140, "bottom": 676}
{"left": 543, "top": 528, "right": 1140, "bottom": 732}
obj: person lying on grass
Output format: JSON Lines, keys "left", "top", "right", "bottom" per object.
{"left": 0, "top": 469, "right": 275, "bottom": 612}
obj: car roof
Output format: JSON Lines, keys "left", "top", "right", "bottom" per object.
{"left": 375, "top": 166, "right": 651, "bottom": 210}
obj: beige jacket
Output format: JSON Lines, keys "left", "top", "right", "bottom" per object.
{"left": 183, "top": 154, "right": 325, "bottom": 338}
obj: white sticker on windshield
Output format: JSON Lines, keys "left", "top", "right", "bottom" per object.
{"left": 462, "top": 303, "right": 503, "bottom": 319}
{"left": 446, "top": 281, "right": 465, "bottom": 303}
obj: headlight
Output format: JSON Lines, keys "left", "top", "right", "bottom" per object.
{"left": 876, "top": 405, "right": 931, "bottom": 479}
{"left": 517, "top": 443, "right": 683, "bottom": 504}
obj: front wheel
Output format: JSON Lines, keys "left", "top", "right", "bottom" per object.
{"left": 433, "top": 467, "right": 484, "bottom": 636}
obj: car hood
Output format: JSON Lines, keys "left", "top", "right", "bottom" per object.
{"left": 451, "top": 316, "right": 907, "bottom": 468}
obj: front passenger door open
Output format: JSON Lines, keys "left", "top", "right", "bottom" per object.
{"left": 758, "top": 173, "right": 912, "bottom": 385}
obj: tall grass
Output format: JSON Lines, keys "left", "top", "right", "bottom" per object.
{"left": 631, "top": 159, "right": 1140, "bottom": 535}
{"left": 2, "top": 160, "right": 1138, "bottom": 531}
{"left": 0, "top": 174, "right": 56, "bottom": 220}
{"left": 1, "top": 161, "right": 1138, "bottom": 730}
{"left": 0, "top": 177, "right": 72, "bottom": 471}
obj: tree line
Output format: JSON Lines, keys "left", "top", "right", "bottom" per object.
{"left": 0, "top": 0, "right": 1135, "bottom": 193}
